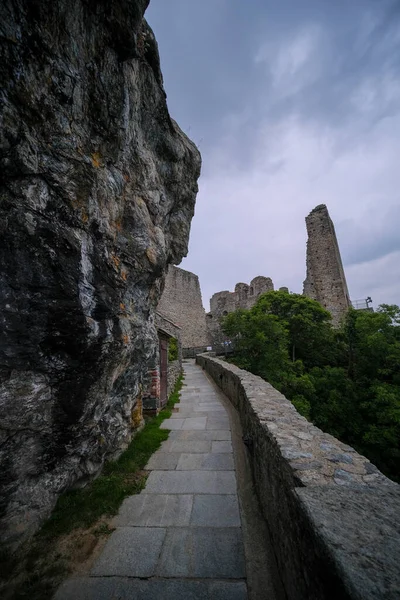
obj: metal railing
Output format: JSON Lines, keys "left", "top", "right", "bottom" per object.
{"left": 352, "top": 297, "right": 373, "bottom": 311}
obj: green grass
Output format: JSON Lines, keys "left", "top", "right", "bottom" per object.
{"left": 1, "top": 375, "right": 183, "bottom": 600}
{"left": 40, "top": 374, "right": 183, "bottom": 539}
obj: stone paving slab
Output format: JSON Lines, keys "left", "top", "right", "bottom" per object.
{"left": 54, "top": 578, "right": 248, "bottom": 600}
{"left": 177, "top": 405, "right": 220, "bottom": 411}
{"left": 180, "top": 394, "right": 220, "bottom": 400}
{"left": 195, "top": 407, "right": 227, "bottom": 413}
{"left": 207, "top": 418, "right": 231, "bottom": 430}
{"left": 168, "top": 429, "right": 231, "bottom": 441}
{"left": 145, "top": 470, "right": 237, "bottom": 494}
{"left": 157, "top": 527, "right": 246, "bottom": 578}
{"left": 91, "top": 527, "right": 165, "bottom": 577}
{"left": 191, "top": 494, "right": 241, "bottom": 527}
{"left": 161, "top": 439, "right": 212, "bottom": 453}
{"left": 176, "top": 452, "right": 234, "bottom": 471}
{"left": 161, "top": 416, "right": 207, "bottom": 430}
{"left": 160, "top": 418, "right": 185, "bottom": 430}
{"left": 114, "top": 494, "right": 193, "bottom": 527}
{"left": 145, "top": 452, "right": 181, "bottom": 470}
{"left": 212, "top": 440, "right": 233, "bottom": 453}
{"left": 180, "top": 390, "right": 220, "bottom": 402}
{"left": 169, "top": 411, "right": 204, "bottom": 418}
{"left": 182, "top": 416, "right": 207, "bottom": 430}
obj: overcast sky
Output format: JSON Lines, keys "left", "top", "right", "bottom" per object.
{"left": 146, "top": 0, "right": 400, "bottom": 312}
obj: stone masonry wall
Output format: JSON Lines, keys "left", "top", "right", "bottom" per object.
{"left": 207, "top": 276, "right": 274, "bottom": 346}
{"left": 167, "top": 360, "right": 181, "bottom": 397}
{"left": 303, "top": 205, "right": 351, "bottom": 326}
{"left": 156, "top": 312, "right": 182, "bottom": 397}
{"left": 157, "top": 265, "right": 209, "bottom": 348}
{"left": 196, "top": 354, "right": 400, "bottom": 600}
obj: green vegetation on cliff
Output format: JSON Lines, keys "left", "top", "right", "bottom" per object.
{"left": 223, "top": 291, "right": 400, "bottom": 482}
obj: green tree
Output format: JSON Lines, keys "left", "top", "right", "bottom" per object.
{"left": 222, "top": 308, "right": 290, "bottom": 385}
{"left": 252, "top": 290, "right": 336, "bottom": 367}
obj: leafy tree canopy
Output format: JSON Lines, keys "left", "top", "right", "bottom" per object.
{"left": 222, "top": 291, "right": 400, "bottom": 482}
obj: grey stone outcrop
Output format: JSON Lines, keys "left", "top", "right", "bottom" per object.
{"left": 196, "top": 354, "right": 400, "bottom": 600}
{"left": 0, "top": 0, "right": 200, "bottom": 549}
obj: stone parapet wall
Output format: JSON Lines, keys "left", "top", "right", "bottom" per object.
{"left": 196, "top": 354, "right": 400, "bottom": 600}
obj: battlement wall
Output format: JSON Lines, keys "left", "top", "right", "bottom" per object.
{"left": 208, "top": 276, "right": 274, "bottom": 345}
{"left": 197, "top": 353, "right": 399, "bottom": 600}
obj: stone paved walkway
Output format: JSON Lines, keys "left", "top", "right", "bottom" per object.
{"left": 54, "top": 361, "right": 248, "bottom": 599}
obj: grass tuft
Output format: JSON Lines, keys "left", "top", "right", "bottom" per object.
{"left": 1, "top": 374, "right": 183, "bottom": 600}
{"left": 40, "top": 374, "right": 183, "bottom": 539}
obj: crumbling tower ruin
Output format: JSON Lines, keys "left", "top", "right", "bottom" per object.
{"left": 207, "top": 276, "right": 275, "bottom": 346}
{"left": 303, "top": 205, "right": 351, "bottom": 326}
{"left": 157, "top": 266, "right": 209, "bottom": 348}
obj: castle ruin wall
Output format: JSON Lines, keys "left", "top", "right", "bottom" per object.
{"left": 208, "top": 276, "right": 275, "bottom": 346}
{"left": 157, "top": 265, "right": 209, "bottom": 348}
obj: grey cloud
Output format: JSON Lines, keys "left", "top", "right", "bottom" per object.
{"left": 338, "top": 205, "right": 400, "bottom": 266}
{"left": 146, "top": 0, "right": 400, "bottom": 308}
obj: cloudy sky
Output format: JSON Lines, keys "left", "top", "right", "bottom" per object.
{"left": 146, "top": 0, "right": 400, "bottom": 311}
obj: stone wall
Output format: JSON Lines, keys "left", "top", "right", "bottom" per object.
{"left": 196, "top": 354, "right": 400, "bottom": 600}
{"left": 167, "top": 360, "right": 181, "bottom": 396}
{"left": 207, "top": 276, "right": 274, "bottom": 346}
{"left": 143, "top": 313, "right": 182, "bottom": 413}
{"left": 0, "top": 0, "right": 200, "bottom": 549}
{"left": 303, "top": 205, "right": 351, "bottom": 326}
{"left": 157, "top": 265, "right": 209, "bottom": 348}
{"left": 157, "top": 312, "right": 183, "bottom": 396}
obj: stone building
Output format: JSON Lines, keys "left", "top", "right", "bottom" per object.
{"left": 157, "top": 265, "right": 209, "bottom": 348}
{"left": 303, "top": 204, "right": 351, "bottom": 326}
{"left": 207, "top": 276, "right": 275, "bottom": 346}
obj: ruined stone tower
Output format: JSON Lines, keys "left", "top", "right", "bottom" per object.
{"left": 303, "top": 205, "right": 351, "bottom": 326}
{"left": 157, "top": 266, "right": 209, "bottom": 348}
{"left": 207, "top": 276, "right": 275, "bottom": 346}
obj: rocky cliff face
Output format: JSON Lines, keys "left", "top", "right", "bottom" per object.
{"left": 0, "top": 0, "right": 201, "bottom": 548}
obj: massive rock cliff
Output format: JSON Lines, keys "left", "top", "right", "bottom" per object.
{"left": 0, "top": 0, "right": 201, "bottom": 548}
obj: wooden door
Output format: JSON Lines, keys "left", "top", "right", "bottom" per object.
{"left": 159, "top": 337, "right": 168, "bottom": 406}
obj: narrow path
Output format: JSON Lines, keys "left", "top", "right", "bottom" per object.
{"left": 55, "top": 361, "right": 249, "bottom": 599}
